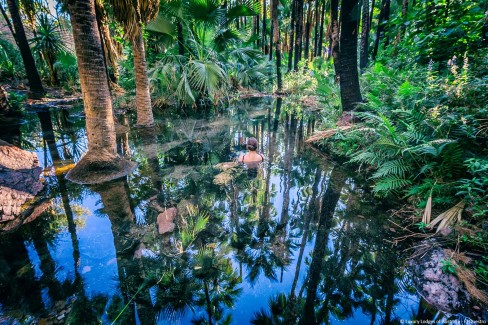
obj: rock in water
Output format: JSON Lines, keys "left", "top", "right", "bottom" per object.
{"left": 157, "top": 207, "right": 177, "bottom": 235}
{"left": 0, "top": 140, "right": 44, "bottom": 223}
{"left": 409, "top": 239, "right": 471, "bottom": 314}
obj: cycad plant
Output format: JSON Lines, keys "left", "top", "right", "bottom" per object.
{"left": 148, "top": 0, "right": 265, "bottom": 107}
{"left": 31, "top": 14, "right": 66, "bottom": 85}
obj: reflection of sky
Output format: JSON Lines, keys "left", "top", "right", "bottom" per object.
{"left": 8, "top": 99, "right": 428, "bottom": 324}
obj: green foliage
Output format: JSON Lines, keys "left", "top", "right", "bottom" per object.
{"left": 441, "top": 258, "right": 457, "bottom": 275}
{"left": 53, "top": 51, "right": 79, "bottom": 91}
{"left": 0, "top": 38, "right": 23, "bottom": 79}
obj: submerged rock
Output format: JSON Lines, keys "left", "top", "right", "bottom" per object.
{"left": 409, "top": 239, "right": 471, "bottom": 314}
{"left": 157, "top": 207, "right": 177, "bottom": 235}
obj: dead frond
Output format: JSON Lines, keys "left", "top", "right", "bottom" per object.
{"left": 422, "top": 195, "right": 433, "bottom": 224}
{"left": 428, "top": 201, "right": 465, "bottom": 233}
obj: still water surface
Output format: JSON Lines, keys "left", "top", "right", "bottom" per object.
{"left": 0, "top": 98, "right": 449, "bottom": 324}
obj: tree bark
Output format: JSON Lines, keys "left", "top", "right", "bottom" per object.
{"left": 293, "top": 0, "right": 304, "bottom": 70}
{"left": 68, "top": 0, "right": 115, "bottom": 153}
{"left": 262, "top": 0, "right": 267, "bottom": 53}
{"left": 177, "top": 20, "right": 185, "bottom": 55}
{"left": 272, "top": 0, "right": 282, "bottom": 90}
{"left": 330, "top": 0, "right": 340, "bottom": 77}
{"left": 304, "top": 0, "right": 313, "bottom": 62}
{"left": 372, "top": 0, "right": 390, "bottom": 60}
{"left": 339, "top": 0, "right": 362, "bottom": 113}
{"left": 359, "top": 0, "right": 371, "bottom": 71}
{"left": 6, "top": 0, "right": 45, "bottom": 99}
{"left": 313, "top": 0, "right": 320, "bottom": 57}
{"left": 288, "top": 0, "right": 297, "bottom": 71}
{"left": 396, "top": 0, "right": 408, "bottom": 44}
{"left": 317, "top": 0, "right": 325, "bottom": 57}
{"left": 66, "top": 0, "right": 136, "bottom": 184}
{"left": 132, "top": 28, "right": 154, "bottom": 127}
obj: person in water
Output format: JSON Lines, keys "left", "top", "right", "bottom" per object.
{"left": 238, "top": 137, "right": 264, "bottom": 163}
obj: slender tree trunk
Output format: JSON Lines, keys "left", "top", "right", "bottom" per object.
{"left": 288, "top": 0, "right": 297, "bottom": 71}
{"left": 272, "top": 0, "right": 282, "bottom": 90}
{"left": 293, "top": 0, "right": 304, "bottom": 70}
{"left": 6, "top": 0, "right": 45, "bottom": 98}
{"left": 396, "top": 0, "right": 408, "bottom": 44}
{"left": 330, "top": 0, "right": 340, "bottom": 77}
{"left": 339, "top": 0, "right": 362, "bottom": 113}
{"left": 269, "top": 21, "right": 274, "bottom": 60}
{"left": 304, "top": 0, "right": 313, "bottom": 62}
{"left": 317, "top": 0, "right": 325, "bottom": 57}
{"left": 0, "top": 3, "right": 15, "bottom": 38}
{"left": 370, "top": 0, "right": 376, "bottom": 27}
{"left": 372, "top": 0, "right": 389, "bottom": 60}
{"left": 262, "top": 0, "right": 267, "bottom": 53}
{"left": 313, "top": 0, "right": 320, "bottom": 56}
{"left": 132, "top": 28, "right": 154, "bottom": 127}
{"left": 177, "top": 20, "right": 185, "bottom": 55}
{"left": 360, "top": 0, "right": 371, "bottom": 71}
{"left": 256, "top": 15, "right": 261, "bottom": 48}
{"left": 383, "top": 0, "right": 391, "bottom": 47}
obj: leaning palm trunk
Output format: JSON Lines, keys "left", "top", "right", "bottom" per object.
{"left": 66, "top": 0, "right": 135, "bottom": 184}
{"left": 132, "top": 28, "right": 154, "bottom": 127}
{"left": 6, "top": 0, "right": 45, "bottom": 98}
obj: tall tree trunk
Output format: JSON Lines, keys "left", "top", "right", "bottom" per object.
{"left": 132, "top": 28, "right": 154, "bottom": 127}
{"left": 269, "top": 21, "right": 274, "bottom": 60}
{"left": 317, "top": 0, "right": 326, "bottom": 57}
{"left": 330, "top": 0, "right": 340, "bottom": 77}
{"left": 262, "top": 0, "right": 267, "bottom": 53}
{"left": 372, "top": 0, "right": 389, "bottom": 60}
{"left": 288, "top": 0, "right": 297, "bottom": 71}
{"left": 396, "top": 0, "right": 408, "bottom": 44}
{"left": 304, "top": 0, "right": 313, "bottom": 62}
{"left": 293, "top": 0, "right": 304, "bottom": 70}
{"left": 177, "top": 20, "right": 185, "bottom": 55}
{"left": 66, "top": 0, "right": 133, "bottom": 184}
{"left": 339, "top": 0, "right": 362, "bottom": 113}
{"left": 360, "top": 0, "right": 371, "bottom": 71}
{"left": 272, "top": 0, "right": 282, "bottom": 90}
{"left": 6, "top": 0, "right": 45, "bottom": 98}
{"left": 313, "top": 0, "right": 320, "bottom": 56}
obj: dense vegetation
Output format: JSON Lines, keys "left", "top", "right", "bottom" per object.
{"left": 1, "top": 0, "right": 487, "bottom": 312}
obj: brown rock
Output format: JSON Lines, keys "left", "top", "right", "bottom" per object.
{"left": 157, "top": 207, "right": 177, "bottom": 235}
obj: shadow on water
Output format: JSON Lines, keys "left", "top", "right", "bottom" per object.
{"left": 0, "top": 98, "right": 457, "bottom": 324}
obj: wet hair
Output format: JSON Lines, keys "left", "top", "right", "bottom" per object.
{"left": 246, "top": 137, "right": 258, "bottom": 151}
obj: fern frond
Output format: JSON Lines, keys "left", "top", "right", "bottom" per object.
{"left": 371, "top": 159, "right": 414, "bottom": 179}
{"left": 373, "top": 177, "right": 412, "bottom": 195}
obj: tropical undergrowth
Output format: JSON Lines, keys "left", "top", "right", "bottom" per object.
{"left": 312, "top": 49, "right": 488, "bottom": 298}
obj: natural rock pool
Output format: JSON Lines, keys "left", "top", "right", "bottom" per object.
{"left": 0, "top": 97, "right": 475, "bottom": 324}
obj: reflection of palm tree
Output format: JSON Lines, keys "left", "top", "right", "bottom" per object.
{"left": 0, "top": 232, "right": 44, "bottom": 316}
{"left": 300, "top": 167, "right": 347, "bottom": 325}
{"left": 290, "top": 167, "right": 322, "bottom": 297}
{"left": 191, "top": 246, "right": 242, "bottom": 325}
{"left": 92, "top": 178, "right": 155, "bottom": 324}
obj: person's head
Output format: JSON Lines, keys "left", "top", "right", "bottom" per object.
{"left": 246, "top": 137, "right": 258, "bottom": 151}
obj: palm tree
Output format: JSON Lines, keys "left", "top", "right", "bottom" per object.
{"left": 5, "top": 0, "right": 45, "bottom": 98}
{"left": 32, "top": 14, "right": 66, "bottom": 85}
{"left": 338, "top": 0, "right": 362, "bottom": 113}
{"left": 111, "top": 0, "right": 160, "bottom": 127}
{"left": 66, "top": 0, "right": 135, "bottom": 184}
{"left": 271, "top": 0, "right": 282, "bottom": 90}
